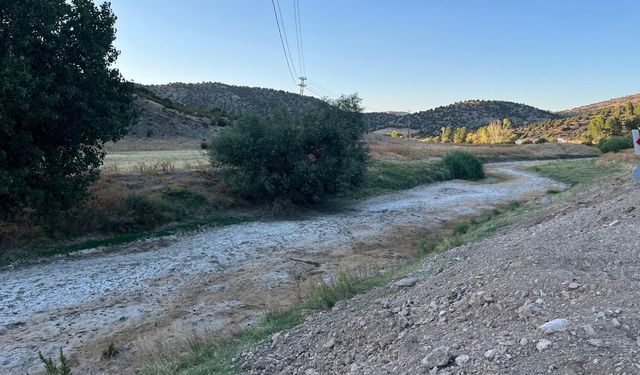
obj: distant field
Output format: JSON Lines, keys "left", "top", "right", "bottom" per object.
{"left": 103, "top": 149, "right": 209, "bottom": 172}
{"left": 103, "top": 135, "right": 601, "bottom": 173}
{"left": 366, "top": 134, "right": 601, "bottom": 162}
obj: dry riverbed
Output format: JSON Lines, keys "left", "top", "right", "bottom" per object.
{"left": 0, "top": 162, "right": 564, "bottom": 374}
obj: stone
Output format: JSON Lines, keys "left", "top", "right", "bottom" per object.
{"left": 612, "top": 318, "right": 621, "bottom": 328}
{"left": 323, "top": 338, "right": 336, "bottom": 349}
{"left": 581, "top": 325, "right": 596, "bottom": 337}
{"left": 394, "top": 277, "right": 419, "bottom": 288}
{"left": 519, "top": 338, "right": 529, "bottom": 346}
{"left": 484, "top": 349, "right": 499, "bottom": 361}
{"left": 568, "top": 282, "right": 581, "bottom": 290}
{"left": 422, "top": 346, "right": 452, "bottom": 368}
{"left": 455, "top": 354, "right": 470, "bottom": 366}
{"left": 539, "top": 319, "right": 570, "bottom": 334}
{"left": 536, "top": 339, "right": 552, "bottom": 351}
{"left": 271, "top": 332, "right": 281, "bottom": 348}
{"left": 587, "top": 339, "right": 606, "bottom": 348}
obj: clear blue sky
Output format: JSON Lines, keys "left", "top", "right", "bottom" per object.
{"left": 105, "top": 0, "right": 640, "bottom": 112}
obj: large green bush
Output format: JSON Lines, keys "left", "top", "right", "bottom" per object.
{"left": 209, "top": 95, "right": 368, "bottom": 204}
{"left": 597, "top": 136, "right": 633, "bottom": 153}
{"left": 442, "top": 150, "right": 485, "bottom": 180}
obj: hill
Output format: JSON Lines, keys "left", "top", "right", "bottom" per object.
{"left": 561, "top": 93, "right": 640, "bottom": 115}
{"left": 143, "top": 82, "right": 327, "bottom": 117}
{"left": 520, "top": 93, "right": 640, "bottom": 141}
{"left": 365, "top": 100, "right": 560, "bottom": 134}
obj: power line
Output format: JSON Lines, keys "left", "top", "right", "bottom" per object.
{"left": 307, "top": 80, "right": 336, "bottom": 97}
{"left": 275, "top": 0, "right": 298, "bottom": 77}
{"left": 270, "top": 0, "right": 297, "bottom": 85}
{"left": 293, "top": 0, "right": 306, "bottom": 76}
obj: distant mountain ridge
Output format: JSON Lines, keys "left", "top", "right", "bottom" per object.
{"left": 142, "top": 82, "right": 561, "bottom": 134}
{"left": 133, "top": 82, "right": 638, "bottom": 142}
{"left": 365, "top": 100, "right": 560, "bottom": 134}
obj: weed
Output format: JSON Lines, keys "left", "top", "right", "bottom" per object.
{"left": 36, "top": 349, "right": 72, "bottom": 375}
{"left": 453, "top": 223, "right": 469, "bottom": 235}
{"left": 102, "top": 341, "right": 119, "bottom": 359}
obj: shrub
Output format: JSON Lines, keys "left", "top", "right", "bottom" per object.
{"left": 597, "top": 136, "right": 633, "bottom": 153}
{"left": 200, "top": 141, "right": 209, "bottom": 149}
{"left": 442, "top": 151, "right": 485, "bottom": 180}
{"left": 209, "top": 95, "right": 368, "bottom": 204}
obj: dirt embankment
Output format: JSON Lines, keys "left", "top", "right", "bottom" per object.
{"left": 240, "top": 174, "right": 640, "bottom": 374}
{"left": 0, "top": 162, "right": 563, "bottom": 374}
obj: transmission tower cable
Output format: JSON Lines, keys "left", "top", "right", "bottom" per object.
{"left": 307, "top": 80, "right": 336, "bottom": 97}
{"left": 271, "top": 0, "right": 297, "bottom": 85}
{"left": 275, "top": 0, "right": 298, "bottom": 77}
{"left": 293, "top": 0, "right": 306, "bottom": 76}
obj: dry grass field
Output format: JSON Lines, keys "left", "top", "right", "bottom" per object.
{"left": 366, "top": 133, "right": 600, "bottom": 161}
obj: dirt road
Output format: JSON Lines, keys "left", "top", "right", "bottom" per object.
{"left": 0, "top": 162, "right": 564, "bottom": 374}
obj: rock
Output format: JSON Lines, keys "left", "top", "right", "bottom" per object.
{"left": 422, "top": 346, "right": 452, "bottom": 368}
{"left": 477, "top": 291, "right": 495, "bottom": 304}
{"left": 455, "top": 354, "right": 470, "bottom": 366}
{"left": 587, "top": 339, "right": 606, "bottom": 348}
{"left": 484, "top": 349, "right": 499, "bottom": 361}
{"left": 323, "top": 338, "right": 336, "bottom": 350}
{"left": 581, "top": 325, "right": 596, "bottom": 337}
{"left": 517, "top": 301, "right": 542, "bottom": 319}
{"left": 271, "top": 332, "right": 281, "bottom": 348}
{"left": 536, "top": 339, "right": 552, "bottom": 351}
{"left": 305, "top": 369, "right": 320, "bottom": 375}
{"left": 612, "top": 318, "right": 621, "bottom": 328}
{"left": 539, "top": 318, "right": 570, "bottom": 334}
{"left": 568, "top": 282, "right": 581, "bottom": 290}
{"left": 394, "top": 277, "right": 419, "bottom": 288}
{"left": 519, "top": 338, "right": 529, "bottom": 346}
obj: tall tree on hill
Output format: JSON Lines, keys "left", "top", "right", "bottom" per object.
{"left": 605, "top": 116, "right": 623, "bottom": 136}
{"left": 0, "top": 0, "right": 136, "bottom": 219}
{"left": 587, "top": 114, "right": 607, "bottom": 143}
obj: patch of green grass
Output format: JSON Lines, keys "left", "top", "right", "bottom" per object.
{"left": 528, "top": 159, "right": 628, "bottom": 187}
{"left": 352, "top": 160, "right": 451, "bottom": 199}
{"left": 367, "top": 160, "right": 451, "bottom": 191}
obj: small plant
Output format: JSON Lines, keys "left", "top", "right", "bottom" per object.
{"left": 442, "top": 150, "right": 485, "bottom": 180}
{"left": 200, "top": 141, "right": 209, "bottom": 149}
{"left": 146, "top": 128, "right": 154, "bottom": 137}
{"left": 102, "top": 341, "right": 119, "bottom": 359}
{"left": 597, "top": 136, "right": 633, "bottom": 153}
{"left": 453, "top": 223, "right": 469, "bottom": 235}
{"left": 38, "top": 349, "right": 72, "bottom": 375}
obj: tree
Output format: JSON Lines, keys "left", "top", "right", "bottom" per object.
{"left": 587, "top": 114, "right": 607, "bottom": 143}
{"left": 209, "top": 95, "right": 368, "bottom": 204}
{"left": 605, "top": 116, "right": 623, "bottom": 136}
{"left": 440, "top": 126, "right": 453, "bottom": 143}
{"left": 0, "top": 0, "right": 136, "bottom": 219}
{"left": 453, "top": 127, "right": 467, "bottom": 143}
{"left": 625, "top": 101, "right": 635, "bottom": 120}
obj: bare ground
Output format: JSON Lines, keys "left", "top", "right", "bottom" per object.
{"left": 0, "top": 162, "right": 563, "bottom": 374}
{"left": 239, "top": 172, "right": 640, "bottom": 374}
